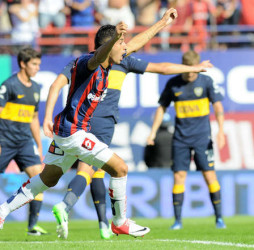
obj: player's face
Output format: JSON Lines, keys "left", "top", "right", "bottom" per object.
{"left": 23, "top": 58, "right": 41, "bottom": 77}
{"left": 110, "top": 35, "right": 127, "bottom": 64}
{"left": 182, "top": 60, "right": 199, "bottom": 82}
{"left": 182, "top": 72, "right": 198, "bottom": 82}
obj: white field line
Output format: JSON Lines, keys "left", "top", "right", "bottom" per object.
{"left": 0, "top": 239, "right": 254, "bottom": 248}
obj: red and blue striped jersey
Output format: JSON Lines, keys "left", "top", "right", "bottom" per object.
{"left": 53, "top": 53, "right": 111, "bottom": 137}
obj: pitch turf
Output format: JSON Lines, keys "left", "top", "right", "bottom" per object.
{"left": 0, "top": 216, "right": 254, "bottom": 249}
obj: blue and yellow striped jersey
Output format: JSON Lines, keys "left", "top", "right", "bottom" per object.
{"left": 159, "top": 74, "right": 223, "bottom": 143}
{"left": 0, "top": 74, "right": 40, "bottom": 146}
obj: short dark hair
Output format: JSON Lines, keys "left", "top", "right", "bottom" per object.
{"left": 17, "top": 47, "right": 42, "bottom": 67}
{"left": 182, "top": 50, "right": 200, "bottom": 66}
{"left": 94, "top": 25, "right": 116, "bottom": 49}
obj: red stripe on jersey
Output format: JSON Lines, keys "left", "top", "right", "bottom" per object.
{"left": 81, "top": 68, "right": 106, "bottom": 130}
{"left": 70, "top": 71, "right": 98, "bottom": 134}
{"left": 54, "top": 114, "right": 61, "bottom": 135}
{"left": 67, "top": 58, "right": 79, "bottom": 103}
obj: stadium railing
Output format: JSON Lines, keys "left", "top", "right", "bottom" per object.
{"left": 1, "top": 24, "right": 254, "bottom": 53}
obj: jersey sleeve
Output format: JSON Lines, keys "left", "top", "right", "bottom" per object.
{"left": 206, "top": 76, "right": 223, "bottom": 103}
{"left": 75, "top": 54, "right": 95, "bottom": 81}
{"left": 126, "top": 56, "right": 149, "bottom": 74}
{"left": 158, "top": 80, "right": 173, "bottom": 108}
{"left": 61, "top": 60, "right": 75, "bottom": 84}
{"left": 0, "top": 81, "right": 11, "bottom": 108}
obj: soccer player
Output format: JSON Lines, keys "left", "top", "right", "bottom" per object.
{"left": 147, "top": 50, "right": 226, "bottom": 230}
{"left": 0, "top": 47, "right": 48, "bottom": 235}
{"left": 43, "top": 15, "right": 213, "bottom": 241}
{"left": 44, "top": 56, "right": 212, "bottom": 239}
{"left": 0, "top": 21, "right": 153, "bottom": 238}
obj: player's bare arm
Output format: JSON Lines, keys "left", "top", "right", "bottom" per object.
{"left": 88, "top": 22, "right": 128, "bottom": 70}
{"left": 126, "top": 8, "right": 178, "bottom": 55}
{"left": 147, "top": 106, "right": 167, "bottom": 146}
{"left": 213, "top": 101, "right": 225, "bottom": 149}
{"left": 30, "top": 111, "right": 43, "bottom": 160}
{"left": 43, "top": 74, "right": 69, "bottom": 138}
{"left": 145, "top": 60, "right": 213, "bottom": 75}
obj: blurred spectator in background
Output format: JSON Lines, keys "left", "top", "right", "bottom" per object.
{"left": 0, "top": 0, "right": 12, "bottom": 31}
{"left": 240, "top": 0, "right": 254, "bottom": 25}
{"left": 6, "top": 0, "right": 21, "bottom": 28}
{"left": 97, "top": 0, "right": 135, "bottom": 29}
{"left": 66, "top": 0, "right": 94, "bottom": 27}
{"left": 190, "top": 0, "right": 216, "bottom": 27}
{"left": 9, "top": 0, "right": 39, "bottom": 44}
{"left": 135, "top": 0, "right": 160, "bottom": 26}
{"left": 215, "top": 0, "right": 240, "bottom": 25}
{"left": 168, "top": 0, "right": 192, "bottom": 32}
{"left": 38, "top": 0, "right": 67, "bottom": 28}
{"left": 144, "top": 113, "right": 174, "bottom": 168}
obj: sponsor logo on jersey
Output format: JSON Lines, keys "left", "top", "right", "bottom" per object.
{"left": 17, "top": 94, "right": 25, "bottom": 99}
{"left": 175, "top": 92, "right": 182, "bottom": 97}
{"left": 34, "top": 93, "right": 39, "bottom": 102}
{"left": 194, "top": 87, "right": 203, "bottom": 97}
{"left": 87, "top": 93, "right": 101, "bottom": 102}
{"left": 82, "top": 138, "right": 95, "bottom": 150}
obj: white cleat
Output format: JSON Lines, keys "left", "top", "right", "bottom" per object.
{"left": 111, "top": 219, "right": 150, "bottom": 238}
{"left": 56, "top": 223, "right": 68, "bottom": 239}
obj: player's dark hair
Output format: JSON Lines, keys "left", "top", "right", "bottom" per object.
{"left": 94, "top": 25, "right": 116, "bottom": 49}
{"left": 182, "top": 50, "right": 200, "bottom": 65}
{"left": 17, "top": 47, "right": 42, "bottom": 67}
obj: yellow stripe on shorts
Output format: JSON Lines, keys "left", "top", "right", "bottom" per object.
{"left": 175, "top": 98, "right": 210, "bottom": 118}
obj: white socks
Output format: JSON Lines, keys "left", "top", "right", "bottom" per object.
{"left": 109, "top": 176, "right": 127, "bottom": 226}
{"left": 0, "top": 175, "right": 48, "bottom": 218}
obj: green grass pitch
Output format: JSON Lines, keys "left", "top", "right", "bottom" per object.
{"left": 0, "top": 216, "right": 254, "bottom": 249}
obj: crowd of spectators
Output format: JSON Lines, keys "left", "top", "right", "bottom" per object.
{"left": 0, "top": 0, "right": 254, "bottom": 51}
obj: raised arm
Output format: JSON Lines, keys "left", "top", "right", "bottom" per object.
{"left": 147, "top": 105, "right": 167, "bottom": 146}
{"left": 126, "top": 8, "right": 178, "bottom": 55}
{"left": 145, "top": 60, "right": 213, "bottom": 75}
{"left": 88, "top": 22, "right": 128, "bottom": 71}
{"left": 43, "top": 74, "right": 68, "bottom": 138}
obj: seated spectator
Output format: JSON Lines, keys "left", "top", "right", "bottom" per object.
{"left": 216, "top": 0, "right": 240, "bottom": 25}
{"left": 38, "top": 0, "right": 68, "bottom": 28}
{"left": 240, "top": 0, "right": 254, "bottom": 25}
{"left": 144, "top": 113, "right": 174, "bottom": 168}
{"left": 9, "top": 0, "right": 39, "bottom": 44}
{"left": 97, "top": 0, "right": 135, "bottom": 29}
{"left": 66, "top": 0, "right": 94, "bottom": 27}
{"left": 136, "top": 0, "right": 160, "bottom": 26}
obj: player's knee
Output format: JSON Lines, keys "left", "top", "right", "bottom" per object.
{"left": 174, "top": 171, "right": 186, "bottom": 184}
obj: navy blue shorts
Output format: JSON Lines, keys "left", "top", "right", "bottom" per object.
{"left": 172, "top": 138, "right": 215, "bottom": 172}
{"left": 0, "top": 139, "right": 41, "bottom": 173}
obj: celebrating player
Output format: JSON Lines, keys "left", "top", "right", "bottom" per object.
{"left": 0, "top": 21, "right": 154, "bottom": 238}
